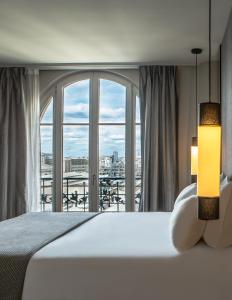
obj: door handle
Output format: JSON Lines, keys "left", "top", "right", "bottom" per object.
{"left": 92, "top": 174, "right": 96, "bottom": 186}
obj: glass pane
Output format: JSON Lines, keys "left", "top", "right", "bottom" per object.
{"left": 63, "top": 125, "right": 89, "bottom": 211}
{"left": 64, "top": 80, "right": 90, "bottom": 123}
{"left": 99, "top": 79, "right": 126, "bottom": 123}
{"left": 99, "top": 125, "right": 125, "bottom": 212}
{"left": 135, "top": 125, "right": 141, "bottom": 211}
{"left": 41, "top": 98, "right": 53, "bottom": 124}
{"left": 40, "top": 125, "right": 53, "bottom": 211}
{"left": 136, "top": 96, "right": 140, "bottom": 123}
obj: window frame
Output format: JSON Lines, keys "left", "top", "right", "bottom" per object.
{"left": 40, "top": 70, "right": 139, "bottom": 212}
{"left": 40, "top": 98, "right": 54, "bottom": 212}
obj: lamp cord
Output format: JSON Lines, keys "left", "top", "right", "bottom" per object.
{"left": 196, "top": 52, "right": 198, "bottom": 135}
{"left": 209, "top": 0, "right": 211, "bottom": 103}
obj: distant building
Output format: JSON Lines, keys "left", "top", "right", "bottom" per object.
{"left": 99, "top": 152, "right": 125, "bottom": 177}
{"left": 41, "top": 153, "right": 53, "bottom": 176}
{"left": 41, "top": 154, "right": 45, "bottom": 165}
{"left": 112, "top": 151, "right": 118, "bottom": 164}
{"left": 41, "top": 153, "right": 53, "bottom": 165}
{"left": 71, "top": 158, "right": 88, "bottom": 173}
{"left": 41, "top": 163, "right": 52, "bottom": 176}
{"left": 45, "top": 157, "right": 53, "bottom": 165}
{"left": 64, "top": 158, "right": 72, "bottom": 173}
{"left": 42, "top": 151, "right": 136, "bottom": 180}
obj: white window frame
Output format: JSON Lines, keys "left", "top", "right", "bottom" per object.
{"left": 40, "top": 70, "right": 139, "bottom": 212}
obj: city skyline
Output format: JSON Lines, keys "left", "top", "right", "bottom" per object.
{"left": 41, "top": 150, "right": 141, "bottom": 178}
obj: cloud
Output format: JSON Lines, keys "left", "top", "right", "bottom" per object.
{"left": 40, "top": 126, "right": 52, "bottom": 138}
{"left": 64, "top": 80, "right": 89, "bottom": 103}
{"left": 100, "top": 79, "right": 126, "bottom": 95}
{"left": 64, "top": 112, "right": 88, "bottom": 120}
{"left": 63, "top": 103, "right": 89, "bottom": 122}
{"left": 65, "top": 102, "right": 88, "bottom": 112}
{"left": 99, "top": 126, "right": 125, "bottom": 156}
{"left": 63, "top": 126, "right": 88, "bottom": 157}
{"left": 64, "top": 103, "right": 88, "bottom": 112}
{"left": 63, "top": 126, "right": 88, "bottom": 139}
{"left": 100, "top": 107, "right": 125, "bottom": 122}
{"left": 99, "top": 82, "right": 126, "bottom": 122}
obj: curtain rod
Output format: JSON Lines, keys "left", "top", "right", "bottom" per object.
{"left": 0, "top": 63, "right": 140, "bottom": 70}
{"left": 0, "top": 61, "right": 219, "bottom": 70}
{"left": 0, "top": 62, "right": 190, "bottom": 70}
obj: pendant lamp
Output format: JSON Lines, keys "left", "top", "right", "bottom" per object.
{"left": 197, "top": 0, "right": 221, "bottom": 220}
{"left": 191, "top": 48, "right": 202, "bottom": 183}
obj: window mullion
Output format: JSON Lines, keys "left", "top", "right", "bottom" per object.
{"left": 125, "top": 84, "right": 135, "bottom": 211}
{"left": 53, "top": 84, "right": 63, "bottom": 212}
{"left": 89, "top": 73, "right": 99, "bottom": 212}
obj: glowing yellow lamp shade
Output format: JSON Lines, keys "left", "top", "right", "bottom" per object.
{"left": 191, "top": 146, "right": 198, "bottom": 175}
{"left": 197, "top": 103, "right": 221, "bottom": 220}
{"left": 191, "top": 137, "right": 198, "bottom": 176}
{"left": 198, "top": 126, "right": 221, "bottom": 197}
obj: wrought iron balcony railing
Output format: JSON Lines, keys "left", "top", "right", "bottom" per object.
{"left": 40, "top": 176, "right": 141, "bottom": 212}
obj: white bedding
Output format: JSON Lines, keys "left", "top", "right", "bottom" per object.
{"left": 22, "top": 213, "right": 232, "bottom": 300}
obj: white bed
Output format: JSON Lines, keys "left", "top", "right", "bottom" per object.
{"left": 22, "top": 212, "right": 232, "bottom": 300}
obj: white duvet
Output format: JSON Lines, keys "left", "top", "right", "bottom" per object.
{"left": 22, "top": 212, "right": 232, "bottom": 300}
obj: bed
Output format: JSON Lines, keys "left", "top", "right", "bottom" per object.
{"left": 22, "top": 212, "right": 232, "bottom": 300}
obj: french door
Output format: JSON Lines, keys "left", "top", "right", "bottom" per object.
{"left": 41, "top": 71, "right": 140, "bottom": 212}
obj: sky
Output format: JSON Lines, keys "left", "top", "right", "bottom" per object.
{"left": 41, "top": 79, "right": 141, "bottom": 158}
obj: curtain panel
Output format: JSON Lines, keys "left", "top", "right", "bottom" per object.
{"left": 25, "top": 69, "right": 40, "bottom": 213}
{"left": 139, "top": 66, "right": 178, "bottom": 212}
{"left": 0, "top": 68, "right": 40, "bottom": 221}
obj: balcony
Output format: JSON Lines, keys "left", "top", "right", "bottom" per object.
{"left": 40, "top": 177, "right": 141, "bottom": 212}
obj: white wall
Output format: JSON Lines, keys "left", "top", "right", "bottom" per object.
{"left": 221, "top": 9, "right": 232, "bottom": 177}
{"left": 177, "top": 62, "right": 220, "bottom": 190}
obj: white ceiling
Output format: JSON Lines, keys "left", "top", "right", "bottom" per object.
{"left": 0, "top": 0, "right": 231, "bottom": 65}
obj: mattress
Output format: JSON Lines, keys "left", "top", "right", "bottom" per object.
{"left": 22, "top": 212, "right": 232, "bottom": 300}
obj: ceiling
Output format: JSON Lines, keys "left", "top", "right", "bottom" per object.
{"left": 0, "top": 0, "right": 231, "bottom": 65}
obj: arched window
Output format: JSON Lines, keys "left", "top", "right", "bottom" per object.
{"left": 40, "top": 71, "right": 141, "bottom": 212}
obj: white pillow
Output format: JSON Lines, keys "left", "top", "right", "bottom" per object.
{"left": 220, "top": 172, "right": 226, "bottom": 181}
{"left": 203, "top": 177, "right": 232, "bottom": 248}
{"left": 174, "top": 173, "right": 225, "bottom": 208}
{"left": 174, "top": 183, "right": 196, "bottom": 208}
{"left": 170, "top": 195, "right": 206, "bottom": 252}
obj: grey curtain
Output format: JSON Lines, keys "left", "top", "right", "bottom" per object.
{"left": 0, "top": 68, "right": 40, "bottom": 221}
{"left": 25, "top": 69, "right": 40, "bottom": 213}
{"left": 0, "top": 68, "right": 27, "bottom": 220}
{"left": 139, "top": 66, "right": 178, "bottom": 211}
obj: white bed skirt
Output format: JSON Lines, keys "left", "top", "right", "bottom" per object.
{"left": 23, "top": 212, "right": 232, "bottom": 300}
